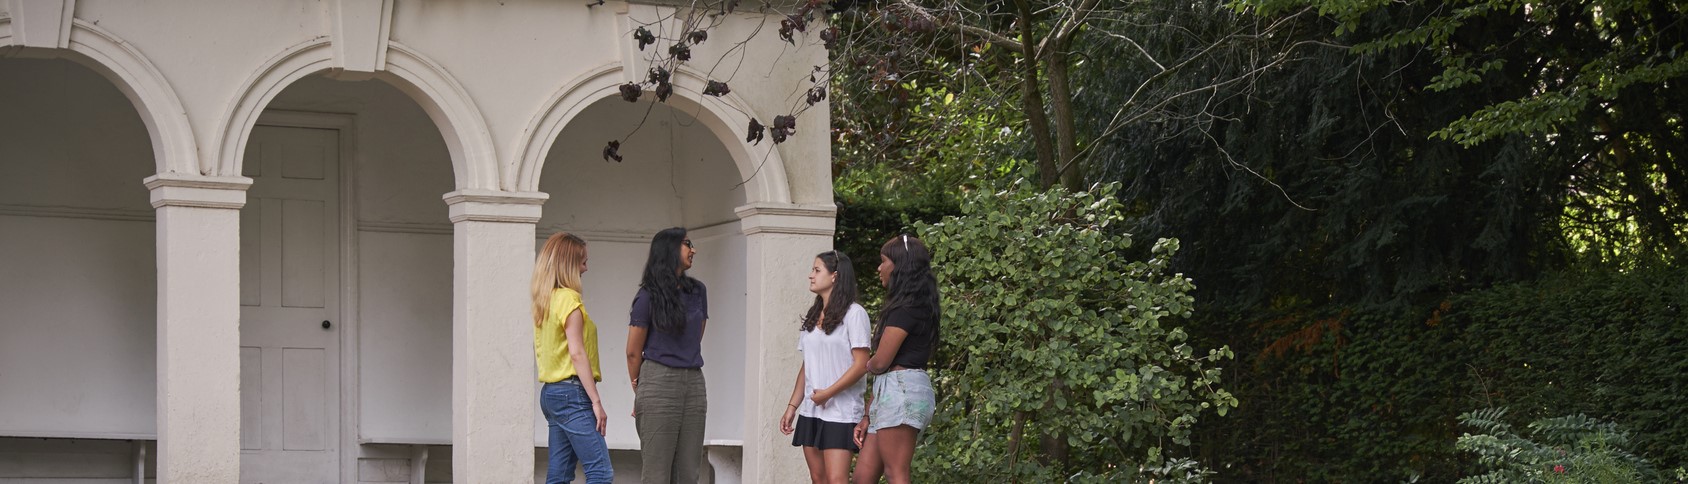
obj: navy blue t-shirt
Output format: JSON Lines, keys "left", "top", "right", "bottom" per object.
{"left": 629, "top": 285, "right": 709, "bottom": 368}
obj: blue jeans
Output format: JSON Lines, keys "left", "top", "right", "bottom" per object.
{"left": 542, "top": 379, "right": 613, "bottom": 484}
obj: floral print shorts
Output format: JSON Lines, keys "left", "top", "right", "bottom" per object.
{"left": 868, "top": 369, "right": 935, "bottom": 433}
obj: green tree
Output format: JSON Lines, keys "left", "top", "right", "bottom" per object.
{"left": 913, "top": 182, "right": 1237, "bottom": 481}
{"left": 1243, "top": 0, "right": 1688, "bottom": 262}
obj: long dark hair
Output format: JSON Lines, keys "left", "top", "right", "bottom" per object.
{"left": 879, "top": 234, "right": 939, "bottom": 328}
{"left": 639, "top": 227, "right": 701, "bottom": 334}
{"left": 801, "top": 251, "right": 857, "bottom": 334}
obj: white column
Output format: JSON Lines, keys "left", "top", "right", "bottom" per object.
{"left": 444, "top": 189, "right": 548, "bottom": 483}
{"left": 735, "top": 203, "right": 837, "bottom": 484}
{"left": 146, "top": 173, "right": 252, "bottom": 483}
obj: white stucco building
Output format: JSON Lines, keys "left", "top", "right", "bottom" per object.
{"left": 0, "top": 1, "right": 833, "bottom": 482}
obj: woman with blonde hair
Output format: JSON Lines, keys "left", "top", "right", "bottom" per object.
{"left": 533, "top": 232, "right": 612, "bottom": 484}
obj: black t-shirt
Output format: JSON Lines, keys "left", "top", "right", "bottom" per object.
{"left": 875, "top": 305, "right": 937, "bottom": 369}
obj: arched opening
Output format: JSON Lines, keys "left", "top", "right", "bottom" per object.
{"left": 0, "top": 57, "right": 160, "bottom": 479}
{"left": 535, "top": 96, "right": 751, "bottom": 478}
{"left": 236, "top": 73, "right": 457, "bottom": 482}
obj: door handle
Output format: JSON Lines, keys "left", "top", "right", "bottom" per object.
{"left": 322, "top": 320, "right": 332, "bottom": 329}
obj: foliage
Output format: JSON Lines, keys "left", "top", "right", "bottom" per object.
{"left": 1238, "top": 0, "right": 1688, "bottom": 262}
{"left": 1085, "top": 0, "right": 1566, "bottom": 313}
{"left": 1456, "top": 408, "right": 1665, "bottom": 483}
{"left": 1188, "top": 264, "right": 1688, "bottom": 481}
{"left": 911, "top": 182, "right": 1236, "bottom": 482}
{"left": 831, "top": 58, "right": 1032, "bottom": 302}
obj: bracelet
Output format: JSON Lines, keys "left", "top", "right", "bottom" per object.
{"left": 787, "top": 403, "right": 799, "bottom": 409}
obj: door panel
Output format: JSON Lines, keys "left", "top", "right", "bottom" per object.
{"left": 240, "top": 124, "right": 341, "bottom": 483}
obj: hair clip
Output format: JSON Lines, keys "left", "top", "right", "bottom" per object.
{"left": 902, "top": 234, "right": 909, "bottom": 251}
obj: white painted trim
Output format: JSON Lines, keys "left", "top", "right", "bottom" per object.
{"left": 144, "top": 173, "right": 252, "bottom": 209}
{"left": 6, "top": 0, "right": 72, "bottom": 49}
{"left": 359, "top": 436, "right": 451, "bottom": 446}
{"left": 380, "top": 42, "right": 499, "bottom": 190}
{"left": 0, "top": 203, "right": 155, "bottom": 222}
{"left": 734, "top": 202, "right": 836, "bottom": 236}
{"left": 216, "top": 39, "right": 499, "bottom": 190}
{"left": 330, "top": 0, "right": 393, "bottom": 74}
{"left": 360, "top": 220, "right": 454, "bottom": 235}
{"left": 687, "top": 218, "right": 742, "bottom": 240}
{"left": 512, "top": 62, "right": 793, "bottom": 205}
{"left": 534, "top": 228, "right": 652, "bottom": 244}
{"left": 0, "top": 19, "right": 200, "bottom": 174}
{"left": 132, "top": 440, "right": 146, "bottom": 484}
{"left": 409, "top": 445, "right": 428, "bottom": 484}
{"left": 443, "top": 189, "right": 548, "bottom": 224}
{"left": 0, "top": 429, "right": 156, "bottom": 440}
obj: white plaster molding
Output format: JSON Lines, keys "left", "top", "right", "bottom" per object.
{"left": 214, "top": 38, "right": 333, "bottom": 178}
{"left": 144, "top": 173, "right": 252, "bottom": 210}
{"left": 513, "top": 61, "right": 793, "bottom": 204}
{"left": 0, "top": 20, "right": 201, "bottom": 174}
{"left": 0, "top": 203, "right": 155, "bottom": 222}
{"left": 63, "top": 20, "right": 198, "bottom": 175}
{"left": 7, "top": 0, "right": 71, "bottom": 49}
{"left": 329, "top": 0, "right": 392, "bottom": 74}
{"left": 359, "top": 220, "right": 454, "bottom": 235}
{"left": 734, "top": 202, "right": 836, "bottom": 236}
{"left": 380, "top": 42, "right": 499, "bottom": 191}
{"left": 217, "top": 39, "right": 498, "bottom": 190}
{"left": 443, "top": 189, "right": 548, "bottom": 224}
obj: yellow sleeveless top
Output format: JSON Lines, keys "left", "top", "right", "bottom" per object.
{"left": 534, "top": 288, "right": 601, "bottom": 382}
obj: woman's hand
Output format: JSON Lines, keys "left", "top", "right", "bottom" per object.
{"left": 853, "top": 417, "right": 869, "bottom": 446}
{"left": 809, "top": 388, "right": 834, "bottom": 406}
{"left": 780, "top": 405, "right": 798, "bottom": 435}
{"left": 592, "top": 401, "right": 607, "bottom": 436}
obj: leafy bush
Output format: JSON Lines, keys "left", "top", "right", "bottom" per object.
{"left": 912, "top": 183, "right": 1236, "bottom": 482}
{"left": 1456, "top": 408, "right": 1664, "bottom": 483}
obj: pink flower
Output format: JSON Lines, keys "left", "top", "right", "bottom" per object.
{"left": 1553, "top": 464, "right": 1566, "bottom": 473}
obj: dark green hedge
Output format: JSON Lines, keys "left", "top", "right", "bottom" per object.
{"left": 833, "top": 192, "right": 959, "bottom": 304}
{"left": 1193, "top": 264, "right": 1688, "bottom": 482}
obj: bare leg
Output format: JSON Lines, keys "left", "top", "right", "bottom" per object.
{"left": 876, "top": 426, "right": 920, "bottom": 484}
{"left": 851, "top": 432, "right": 883, "bottom": 484}
{"left": 823, "top": 448, "right": 855, "bottom": 484}
{"left": 803, "top": 446, "right": 826, "bottom": 484}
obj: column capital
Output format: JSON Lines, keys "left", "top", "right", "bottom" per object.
{"left": 443, "top": 189, "right": 548, "bottom": 224}
{"left": 144, "top": 173, "right": 252, "bottom": 209}
{"left": 734, "top": 202, "right": 836, "bottom": 236}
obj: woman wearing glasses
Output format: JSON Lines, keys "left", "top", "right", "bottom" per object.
{"left": 626, "top": 227, "right": 709, "bottom": 484}
{"left": 853, "top": 235, "right": 940, "bottom": 484}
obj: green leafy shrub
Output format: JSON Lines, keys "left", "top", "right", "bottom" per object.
{"left": 912, "top": 182, "right": 1237, "bottom": 482}
{"left": 1456, "top": 408, "right": 1664, "bottom": 483}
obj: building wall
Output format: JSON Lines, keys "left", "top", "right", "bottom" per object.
{"left": 0, "top": 0, "right": 829, "bottom": 481}
{"left": 0, "top": 58, "right": 158, "bottom": 439}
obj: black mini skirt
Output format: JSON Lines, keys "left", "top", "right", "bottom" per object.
{"left": 791, "top": 415, "right": 860, "bottom": 452}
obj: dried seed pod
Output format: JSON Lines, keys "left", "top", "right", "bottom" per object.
{"left": 633, "top": 26, "right": 656, "bottom": 51}
{"left": 703, "top": 80, "right": 731, "bottom": 97}
{"left": 602, "top": 140, "right": 623, "bottom": 162}
{"left": 746, "top": 119, "right": 766, "bottom": 144}
{"left": 618, "top": 83, "right": 642, "bottom": 102}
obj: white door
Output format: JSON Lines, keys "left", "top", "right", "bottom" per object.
{"left": 239, "top": 124, "right": 342, "bottom": 483}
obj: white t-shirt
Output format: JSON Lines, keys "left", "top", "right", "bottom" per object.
{"left": 796, "top": 303, "right": 872, "bottom": 424}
